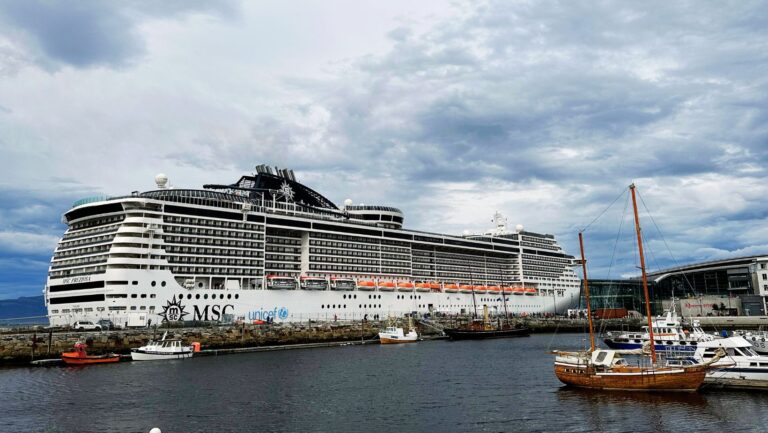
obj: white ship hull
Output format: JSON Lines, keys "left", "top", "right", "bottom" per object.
{"left": 47, "top": 270, "right": 576, "bottom": 326}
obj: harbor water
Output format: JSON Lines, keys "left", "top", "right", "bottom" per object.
{"left": 2, "top": 333, "right": 768, "bottom": 433}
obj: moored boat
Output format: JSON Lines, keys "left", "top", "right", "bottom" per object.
{"left": 604, "top": 303, "right": 716, "bottom": 352}
{"left": 61, "top": 342, "right": 120, "bottom": 365}
{"left": 378, "top": 317, "right": 418, "bottom": 344}
{"left": 552, "top": 184, "right": 721, "bottom": 392}
{"left": 131, "top": 332, "right": 196, "bottom": 361}
{"left": 694, "top": 336, "right": 767, "bottom": 389}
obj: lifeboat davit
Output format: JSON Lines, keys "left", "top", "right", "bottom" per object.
{"left": 444, "top": 283, "right": 459, "bottom": 293}
{"left": 397, "top": 282, "right": 415, "bottom": 292}
{"left": 356, "top": 280, "right": 376, "bottom": 291}
{"left": 378, "top": 281, "right": 396, "bottom": 291}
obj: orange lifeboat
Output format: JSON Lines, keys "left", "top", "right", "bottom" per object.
{"left": 378, "top": 281, "right": 396, "bottom": 291}
{"left": 415, "top": 283, "right": 431, "bottom": 293}
{"left": 473, "top": 285, "right": 487, "bottom": 294}
{"left": 397, "top": 282, "right": 415, "bottom": 292}
{"left": 512, "top": 287, "right": 525, "bottom": 295}
{"left": 357, "top": 280, "right": 376, "bottom": 291}
{"left": 429, "top": 282, "right": 442, "bottom": 291}
{"left": 524, "top": 288, "right": 538, "bottom": 296}
{"left": 444, "top": 283, "right": 459, "bottom": 293}
{"left": 459, "top": 284, "right": 474, "bottom": 294}
{"left": 487, "top": 286, "right": 500, "bottom": 294}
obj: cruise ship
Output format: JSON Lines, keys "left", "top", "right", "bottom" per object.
{"left": 45, "top": 165, "right": 581, "bottom": 327}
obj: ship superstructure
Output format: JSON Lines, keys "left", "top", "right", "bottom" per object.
{"left": 45, "top": 166, "right": 580, "bottom": 326}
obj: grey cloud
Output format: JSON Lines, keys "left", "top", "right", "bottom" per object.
{"left": 0, "top": 0, "right": 238, "bottom": 68}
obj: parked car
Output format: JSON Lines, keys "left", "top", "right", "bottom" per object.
{"left": 72, "top": 321, "right": 102, "bottom": 331}
{"left": 96, "top": 319, "right": 117, "bottom": 330}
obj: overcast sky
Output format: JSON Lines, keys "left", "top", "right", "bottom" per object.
{"left": 0, "top": 0, "right": 766, "bottom": 300}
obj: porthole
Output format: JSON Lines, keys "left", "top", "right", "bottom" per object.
{"left": 344, "top": 304, "right": 347, "bottom": 308}
{"left": 343, "top": 294, "right": 347, "bottom": 299}
{"left": 204, "top": 294, "right": 208, "bottom": 299}
{"left": 227, "top": 294, "right": 232, "bottom": 299}
{"left": 321, "top": 305, "right": 325, "bottom": 309}
{"left": 161, "top": 281, "right": 166, "bottom": 287}
{"left": 187, "top": 294, "right": 192, "bottom": 299}
{"left": 235, "top": 294, "right": 239, "bottom": 299}
{"left": 151, "top": 281, "right": 156, "bottom": 287}
{"left": 196, "top": 294, "right": 200, "bottom": 299}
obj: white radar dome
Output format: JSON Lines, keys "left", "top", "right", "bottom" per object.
{"left": 155, "top": 173, "right": 168, "bottom": 189}
{"left": 515, "top": 224, "right": 524, "bottom": 232}
{"left": 344, "top": 198, "right": 353, "bottom": 207}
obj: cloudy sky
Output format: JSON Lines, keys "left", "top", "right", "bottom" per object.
{"left": 0, "top": 0, "right": 766, "bottom": 300}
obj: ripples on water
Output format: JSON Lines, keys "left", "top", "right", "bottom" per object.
{"left": 2, "top": 334, "right": 768, "bottom": 432}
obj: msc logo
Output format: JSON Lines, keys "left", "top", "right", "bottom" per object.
{"left": 160, "top": 296, "right": 189, "bottom": 322}
{"left": 160, "top": 296, "right": 234, "bottom": 322}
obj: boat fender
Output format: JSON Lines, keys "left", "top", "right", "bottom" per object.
{"left": 192, "top": 342, "right": 201, "bottom": 353}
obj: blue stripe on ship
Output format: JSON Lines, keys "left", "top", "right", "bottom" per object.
{"left": 603, "top": 340, "right": 696, "bottom": 352}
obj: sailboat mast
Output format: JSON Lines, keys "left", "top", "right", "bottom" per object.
{"left": 630, "top": 184, "right": 657, "bottom": 364}
{"left": 578, "top": 232, "right": 596, "bottom": 352}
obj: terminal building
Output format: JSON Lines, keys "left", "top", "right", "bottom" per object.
{"left": 580, "top": 255, "right": 768, "bottom": 317}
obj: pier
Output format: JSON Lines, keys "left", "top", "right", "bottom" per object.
{"left": 4, "top": 315, "right": 768, "bottom": 367}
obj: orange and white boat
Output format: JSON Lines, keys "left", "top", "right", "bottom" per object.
{"left": 356, "top": 280, "right": 376, "bottom": 291}
{"left": 487, "top": 286, "right": 501, "bottom": 294}
{"left": 512, "top": 287, "right": 525, "bottom": 295}
{"left": 61, "top": 342, "right": 120, "bottom": 366}
{"left": 415, "top": 283, "right": 431, "bottom": 292}
{"left": 378, "top": 281, "right": 396, "bottom": 291}
{"left": 429, "top": 282, "right": 442, "bottom": 292}
{"left": 524, "top": 288, "right": 537, "bottom": 296}
{"left": 473, "top": 285, "right": 487, "bottom": 294}
{"left": 397, "top": 282, "right": 415, "bottom": 292}
{"left": 444, "top": 283, "right": 459, "bottom": 293}
{"left": 459, "top": 284, "right": 474, "bottom": 294}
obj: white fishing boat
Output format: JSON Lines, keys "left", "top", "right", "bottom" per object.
{"left": 378, "top": 317, "right": 418, "bottom": 344}
{"left": 694, "top": 336, "right": 768, "bottom": 389}
{"left": 131, "top": 332, "right": 196, "bottom": 361}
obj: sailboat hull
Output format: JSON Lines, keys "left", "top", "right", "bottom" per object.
{"left": 554, "top": 363, "right": 707, "bottom": 392}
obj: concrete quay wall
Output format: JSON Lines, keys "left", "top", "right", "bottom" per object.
{"left": 0, "top": 321, "right": 387, "bottom": 366}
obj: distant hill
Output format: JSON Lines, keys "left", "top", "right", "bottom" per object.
{"left": 0, "top": 295, "right": 47, "bottom": 323}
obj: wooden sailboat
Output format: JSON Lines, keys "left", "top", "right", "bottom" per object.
{"left": 552, "top": 184, "right": 720, "bottom": 391}
{"left": 444, "top": 279, "right": 530, "bottom": 340}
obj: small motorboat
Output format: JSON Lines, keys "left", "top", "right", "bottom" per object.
{"left": 61, "top": 342, "right": 120, "bottom": 365}
{"left": 378, "top": 317, "right": 418, "bottom": 344}
{"left": 131, "top": 332, "right": 197, "bottom": 361}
